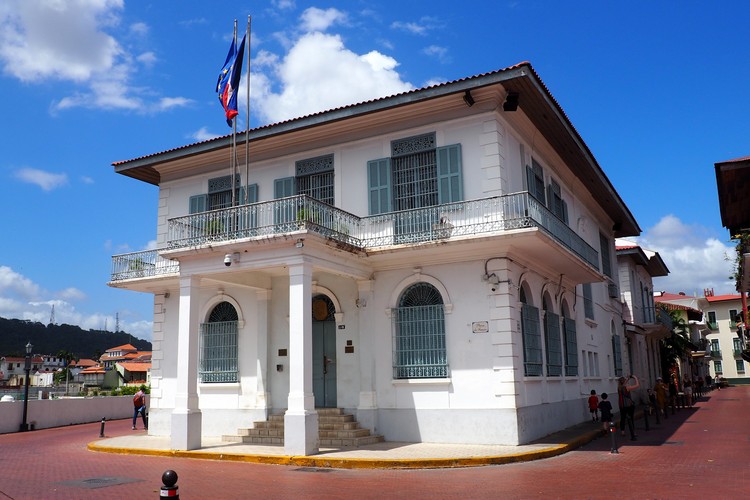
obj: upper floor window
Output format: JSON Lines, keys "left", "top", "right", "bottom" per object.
{"left": 729, "top": 309, "right": 739, "bottom": 328}
{"left": 582, "top": 283, "right": 594, "bottom": 320}
{"left": 707, "top": 311, "right": 717, "bottom": 330}
{"left": 274, "top": 154, "right": 335, "bottom": 205}
{"left": 367, "top": 133, "right": 463, "bottom": 216}
{"left": 189, "top": 174, "right": 258, "bottom": 214}
{"left": 547, "top": 179, "right": 568, "bottom": 223}
{"left": 599, "top": 233, "right": 612, "bottom": 278}
{"left": 526, "top": 159, "right": 546, "bottom": 203}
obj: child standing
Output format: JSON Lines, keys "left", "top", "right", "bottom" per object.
{"left": 598, "top": 392, "right": 613, "bottom": 431}
{"left": 588, "top": 389, "right": 599, "bottom": 422}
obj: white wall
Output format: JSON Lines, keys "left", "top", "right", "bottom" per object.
{"left": 0, "top": 396, "right": 143, "bottom": 435}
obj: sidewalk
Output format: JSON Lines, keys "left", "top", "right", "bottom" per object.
{"left": 89, "top": 412, "right": 606, "bottom": 469}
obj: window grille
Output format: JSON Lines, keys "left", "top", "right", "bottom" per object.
{"left": 563, "top": 317, "right": 578, "bottom": 376}
{"left": 612, "top": 334, "right": 623, "bottom": 377}
{"left": 297, "top": 171, "right": 334, "bottom": 205}
{"left": 736, "top": 359, "right": 745, "bottom": 373}
{"left": 599, "top": 233, "right": 612, "bottom": 278}
{"left": 544, "top": 311, "right": 562, "bottom": 376}
{"left": 522, "top": 302, "right": 543, "bottom": 376}
{"left": 582, "top": 283, "right": 594, "bottom": 320}
{"left": 393, "top": 283, "right": 447, "bottom": 379}
{"left": 714, "top": 360, "right": 722, "bottom": 374}
{"left": 199, "top": 301, "right": 238, "bottom": 383}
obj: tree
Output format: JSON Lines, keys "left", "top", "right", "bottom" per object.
{"left": 659, "top": 309, "right": 695, "bottom": 379}
{"left": 55, "top": 350, "right": 77, "bottom": 394}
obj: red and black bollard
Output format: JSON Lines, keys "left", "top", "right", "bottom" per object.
{"left": 609, "top": 421, "right": 619, "bottom": 454}
{"left": 99, "top": 417, "right": 106, "bottom": 438}
{"left": 160, "top": 470, "right": 179, "bottom": 499}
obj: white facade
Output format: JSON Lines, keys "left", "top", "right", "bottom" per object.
{"left": 109, "top": 63, "right": 643, "bottom": 452}
{"left": 704, "top": 294, "right": 749, "bottom": 383}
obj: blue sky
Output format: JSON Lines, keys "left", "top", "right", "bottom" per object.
{"left": 1, "top": 0, "right": 748, "bottom": 341}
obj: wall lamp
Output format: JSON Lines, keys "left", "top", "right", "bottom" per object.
{"left": 295, "top": 239, "right": 304, "bottom": 248}
{"left": 503, "top": 91, "right": 519, "bottom": 112}
{"left": 462, "top": 90, "right": 475, "bottom": 107}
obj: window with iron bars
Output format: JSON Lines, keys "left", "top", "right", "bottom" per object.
{"left": 199, "top": 301, "right": 238, "bottom": 383}
{"left": 393, "top": 282, "right": 447, "bottom": 379}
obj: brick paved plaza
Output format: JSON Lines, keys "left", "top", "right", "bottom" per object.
{"left": 0, "top": 385, "right": 747, "bottom": 499}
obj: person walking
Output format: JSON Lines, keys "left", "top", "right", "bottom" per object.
{"left": 132, "top": 386, "right": 148, "bottom": 430}
{"left": 618, "top": 375, "right": 640, "bottom": 441}
{"left": 588, "top": 390, "right": 600, "bottom": 422}
{"left": 653, "top": 377, "right": 668, "bottom": 420}
{"left": 598, "top": 393, "right": 614, "bottom": 432}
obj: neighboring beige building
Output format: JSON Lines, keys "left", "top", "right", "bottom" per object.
{"left": 703, "top": 292, "right": 749, "bottom": 384}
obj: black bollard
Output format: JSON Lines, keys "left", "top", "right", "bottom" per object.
{"left": 99, "top": 417, "right": 106, "bottom": 438}
{"left": 609, "top": 421, "right": 619, "bottom": 454}
{"left": 160, "top": 470, "right": 179, "bottom": 499}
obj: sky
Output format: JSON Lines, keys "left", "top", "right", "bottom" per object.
{"left": 1, "top": 0, "right": 749, "bottom": 342}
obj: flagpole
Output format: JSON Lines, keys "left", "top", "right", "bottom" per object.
{"left": 231, "top": 19, "right": 238, "bottom": 207}
{"left": 244, "top": 15, "right": 251, "bottom": 204}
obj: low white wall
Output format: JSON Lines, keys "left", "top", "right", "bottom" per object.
{"left": 0, "top": 396, "right": 147, "bottom": 435}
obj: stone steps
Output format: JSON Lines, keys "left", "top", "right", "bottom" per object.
{"left": 222, "top": 408, "right": 384, "bottom": 448}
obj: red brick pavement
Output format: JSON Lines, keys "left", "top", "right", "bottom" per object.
{"left": 0, "top": 386, "right": 747, "bottom": 499}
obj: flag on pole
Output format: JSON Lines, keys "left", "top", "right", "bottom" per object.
{"left": 216, "top": 34, "right": 246, "bottom": 127}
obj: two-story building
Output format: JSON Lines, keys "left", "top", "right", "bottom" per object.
{"left": 615, "top": 240, "right": 671, "bottom": 386}
{"left": 108, "top": 62, "right": 643, "bottom": 454}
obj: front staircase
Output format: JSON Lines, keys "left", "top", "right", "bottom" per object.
{"left": 222, "top": 408, "right": 384, "bottom": 447}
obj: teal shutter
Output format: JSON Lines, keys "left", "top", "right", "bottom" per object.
{"left": 274, "top": 177, "right": 295, "bottom": 198}
{"left": 367, "top": 158, "right": 392, "bottom": 215}
{"left": 189, "top": 194, "right": 207, "bottom": 214}
{"left": 437, "top": 144, "right": 463, "bottom": 204}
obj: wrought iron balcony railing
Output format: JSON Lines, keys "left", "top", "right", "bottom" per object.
{"left": 110, "top": 249, "right": 180, "bottom": 282}
{"left": 111, "top": 192, "right": 600, "bottom": 282}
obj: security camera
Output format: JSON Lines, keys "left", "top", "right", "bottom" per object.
{"left": 490, "top": 285, "right": 497, "bottom": 292}
{"left": 224, "top": 254, "right": 233, "bottom": 267}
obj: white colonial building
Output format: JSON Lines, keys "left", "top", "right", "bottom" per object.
{"left": 108, "top": 62, "right": 644, "bottom": 454}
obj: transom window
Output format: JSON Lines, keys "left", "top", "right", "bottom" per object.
{"left": 199, "top": 301, "right": 238, "bottom": 383}
{"left": 393, "top": 282, "right": 447, "bottom": 379}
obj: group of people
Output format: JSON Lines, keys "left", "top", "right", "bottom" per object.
{"left": 587, "top": 375, "right": 641, "bottom": 440}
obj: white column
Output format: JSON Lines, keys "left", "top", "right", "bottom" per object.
{"left": 171, "top": 275, "right": 202, "bottom": 450}
{"left": 284, "top": 262, "right": 318, "bottom": 455}
{"left": 255, "top": 289, "right": 270, "bottom": 408}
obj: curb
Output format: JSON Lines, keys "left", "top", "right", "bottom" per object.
{"left": 87, "top": 428, "right": 603, "bottom": 469}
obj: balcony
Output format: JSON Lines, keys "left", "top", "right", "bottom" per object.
{"left": 110, "top": 192, "right": 599, "bottom": 283}
{"left": 710, "top": 350, "right": 722, "bottom": 359}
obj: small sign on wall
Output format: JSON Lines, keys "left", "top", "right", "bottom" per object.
{"left": 472, "top": 321, "right": 489, "bottom": 334}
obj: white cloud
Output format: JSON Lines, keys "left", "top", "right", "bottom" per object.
{"left": 14, "top": 167, "right": 68, "bottom": 191}
{"left": 635, "top": 215, "right": 736, "bottom": 295}
{"left": 423, "top": 45, "right": 450, "bottom": 64}
{"left": 0, "top": 265, "right": 152, "bottom": 340}
{"left": 273, "top": 0, "right": 296, "bottom": 10}
{"left": 136, "top": 51, "right": 156, "bottom": 66}
{"left": 251, "top": 32, "right": 413, "bottom": 124}
{"left": 299, "top": 7, "right": 347, "bottom": 33}
{"left": 0, "top": 0, "right": 185, "bottom": 114}
{"left": 391, "top": 21, "right": 428, "bottom": 36}
{"left": 157, "top": 96, "right": 193, "bottom": 111}
{"left": 191, "top": 126, "right": 221, "bottom": 142}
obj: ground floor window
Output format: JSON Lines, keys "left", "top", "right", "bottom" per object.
{"left": 393, "top": 282, "right": 447, "bottom": 379}
{"left": 199, "top": 301, "right": 238, "bottom": 383}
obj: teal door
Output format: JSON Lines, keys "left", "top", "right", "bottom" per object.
{"left": 312, "top": 296, "right": 337, "bottom": 408}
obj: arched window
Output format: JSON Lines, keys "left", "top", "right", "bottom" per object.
{"left": 199, "top": 301, "right": 239, "bottom": 383}
{"left": 393, "top": 282, "right": 447, "bottom": 379}
{"left": 520, "top": 284, "right": 542, "bottom": 376}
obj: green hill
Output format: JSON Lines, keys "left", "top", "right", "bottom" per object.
{"left": 0, "top": 317, "right": 152, "bottom": 360}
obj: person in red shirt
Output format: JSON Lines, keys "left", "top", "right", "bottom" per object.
{"left": 588, "top": 389, "right": 600, "bottom": 422}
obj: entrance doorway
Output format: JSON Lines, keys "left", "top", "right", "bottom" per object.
{"left": 312, "top": 295, "right": 337, "bottom": 408}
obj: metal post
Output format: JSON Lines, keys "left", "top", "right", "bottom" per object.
{"left": 99, "top": 417, "right": 106, "bottom": 438}
{"left": 19, "top": 343, "right": 32, "bottom": 432}
{"left": 160, "top": 470, "right": 179, "bottom": 499}
{"left": 609, "top": 421, "right": 619, "bottom": 454}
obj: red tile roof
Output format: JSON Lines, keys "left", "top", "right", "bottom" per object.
{"left": 705, "top": 294, "right": 743, "bottom": 302}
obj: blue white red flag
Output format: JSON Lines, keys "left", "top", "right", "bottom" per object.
{"left": 216, "top": 34, "right": 246, "bottom": 127}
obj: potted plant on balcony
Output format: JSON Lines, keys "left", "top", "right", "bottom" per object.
{"left": 432, "top": 215, "right": 454, "bottom": 239}
{"left": 205, "top": 218, "right": 224, "bottom": 238}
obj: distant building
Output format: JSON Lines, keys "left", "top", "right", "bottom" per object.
{"left": 703, "top": 292, "right": 749, "bottom": 384}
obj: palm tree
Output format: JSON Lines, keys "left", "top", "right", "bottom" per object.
{"left": 56, "top": 350, "right": 77, "bottom": 395}
{"left": 659, "top": 309, "right": 695, "bottom": 379}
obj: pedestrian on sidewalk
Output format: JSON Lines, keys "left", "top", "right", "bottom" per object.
{"left": 598, "top": 393, "right": 614, "bottom": 432}
{"left": 588, "top": 390, "right": 600, "bottom": 422}
{"left": 618, "top": 375, "right": 639, "bottom": 440}
{"left": 684, "top": 378, "right": 693, "bottom": 407}
{"left": 715, "top": 374, "right": 722, "bottom": 390}
{"left": 132, "top": 386, "right": 148, "bottom": 430}
{"left": 654, "top": 377, "right": 668, "bottom": 419}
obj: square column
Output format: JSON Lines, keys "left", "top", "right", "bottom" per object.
{"left": 171, "top": 275, "right": 202, "bottom": 450}
{"left": 284, "top": 262, "right": 319, "bottom": 456}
